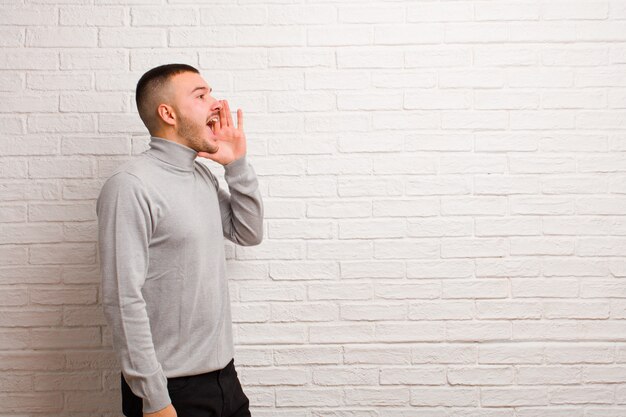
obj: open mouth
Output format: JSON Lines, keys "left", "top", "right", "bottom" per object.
{"left": 207, "top": 115, "right": 219, "bottom": 134}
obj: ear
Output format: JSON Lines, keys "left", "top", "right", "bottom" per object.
{"left": 157, "top": 103, "right": 176, "bottom": 127}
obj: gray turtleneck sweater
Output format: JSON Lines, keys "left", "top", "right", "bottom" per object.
{"left": 96, "top": 136, "right": 263, "bottom": 413}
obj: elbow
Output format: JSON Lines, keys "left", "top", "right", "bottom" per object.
{"left": 241, "top": 223, "right": 264, "bottom": 246}
{"left": 244, "top": 229, "right": 263, "bottom": 246}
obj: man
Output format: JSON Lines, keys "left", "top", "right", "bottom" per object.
{"left": 96, "top": 63, "right": 263, "bottom": 417}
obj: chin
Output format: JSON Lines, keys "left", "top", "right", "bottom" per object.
{"left": 200, "top": 138, "right": 219, "bottom": 154}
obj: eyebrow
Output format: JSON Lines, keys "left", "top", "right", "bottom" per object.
{"left": 190, "top": 86, "right": 212, "bottom": 95}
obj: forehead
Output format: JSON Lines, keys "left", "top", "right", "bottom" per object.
{"left": 171, "top": 71, "right": 210, "bottom": 94}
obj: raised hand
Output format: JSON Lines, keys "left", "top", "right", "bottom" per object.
{"left": 197, "top": 99, "right": 246, "bottom": 166}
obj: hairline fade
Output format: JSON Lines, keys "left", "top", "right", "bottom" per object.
{"left": 135, "top": 63, "right": 200, "bottom": 136}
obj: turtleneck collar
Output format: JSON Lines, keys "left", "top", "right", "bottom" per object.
{"left": 145, "top": 136, "right": 198, "bottom": 172}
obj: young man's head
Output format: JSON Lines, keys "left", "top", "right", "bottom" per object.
{"left": 135, "top": 63, "right": 222, "bottom": 153}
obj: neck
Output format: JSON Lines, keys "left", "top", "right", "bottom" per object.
{"left": 145, "top": 136, "right": 198, "bottom": 172}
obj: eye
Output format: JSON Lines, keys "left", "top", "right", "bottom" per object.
{"left": 198, "top": 94, "right": 204, "bottom": 99}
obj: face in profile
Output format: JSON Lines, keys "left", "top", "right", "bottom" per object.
{"left": 166, "top": 71, "right": 222, "bottom": 154}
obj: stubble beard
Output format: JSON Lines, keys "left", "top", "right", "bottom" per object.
{"left": 177, "top": 113, "right": 219, "bottom": 154}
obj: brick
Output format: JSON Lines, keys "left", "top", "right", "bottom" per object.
{"left": 0, "top": 204, "right": 26, "bottom": 222}
{"left": 407, "top": 3, "right": 473, "bottom": 22}
{"left": 200, "top": 49, "right": 267, "bottom": 70}
{"left": 100, "top": 27, "right": 165, "bottom": 47}
{"left": 341, "top": 260, "right": 404, "bottom": 279}
{"left": 60, "top": 49, "right": 128, "bottom": 70}
{"left": 276, "top": 388, "right": 341, "bottom": 407}
{"left": 337, "top": 48, "right": 403, "bottom": 69}
{"left": 29, "top": 243, "right": 96, "bottom": 265}
{"left": 59, "top": 6, "right": 125, "bottom": 26}
{"left": 63, "top": 222, "right": 97, "bottom": 242}
{"left": 231, "top": 303, "right": 270, "bottom": 323}
{"left": 0, "top": 223, "right": 62, "bottom": 244}
{"left": 0, "top": 329, "right": 30, "bottom": 349}
{"left": 0, "top": 352, "right": 64, "bottom": 371}
{"left": 274, "top": 346, "right": 341, "bottom": 366}
{"left": 235, "top": 25, "right": 307, "bottom": 47}
{"left": 269, "top": 261, "right": 337, "bottom": 280}
{"left": 475, "top": 2, "right": 539, "bottom": 20}
{"left": 0, "top": 245, "right": 28, "bottom": 266}
{"left": 236, "top": 323, "right": 307, "bottom": 344}
{"left": 240, "top": 367, "right": 308, "bottom": 385}
{"left": 341, "top": 302, "right": 405, "bottom": 321}
{"left": 309, "top": 283, "right": 373, "bottom": 301}
{"left": 517, "top": 366, "right": 582, "bottom": 385}
{"left": 481, "top": 387, "right": 548, "bottom": 406}
{"left": 269, "top": 91, "right": 335, "bottom": 112}
{"left": 0, "top": 392, "right": 63, "bottom": 413}
{"left": 0, "top": 266, "right": 61, "bottom": 285}
{"left": 339, "top": 6, "right": 404, "bottom": 23}
{"left": 62, "top": 265, "right": 100, "bottom": 284}
{"left": 200, "top": 6, "right": 266, "bottom": 24}
{"left": 0, "top": 71, "right": 24, "bottom": 91}
{"left": 34, "top": 371, "right": 100, "bottom": 391}
{"left": 169, "top": 28, "right": 235, "bottom": 47}
{"left": 411, "top": 387, "right": 478, "bottom": 406}
{"left": 0, "top": 49, "right": 58, "bottom": 70}
{"left": 268, "top": 5, "right": 335, "bottom": 25}
{"left": 550, "top": 386, "right": 614, "bottom": 404}
{"left": 30, "top": 286, "right": 97, "bottom": 305}
{"left": 0, "top": 136, "right": 59, "bottom": 156}
{"left": 60, "top": 93, "right": 127, "bottom": 113}
{"left": 65, "top": 350, "right": 119, "bottom": 370}
{"left": 268, "top": 47, "right": 333, "bottom": 68}
{"left": 27, "top": 72, "right": 92, "bottom": 91}
{"left": 271, "top": 302, "right": 337, "bottom": 322}
{"left": 0, "top": 6, "right": 57, "bottom": 25}
{"left": 308, "top": 26, "right": 372, "bottom": 46}
{"left": 309, "top": 323, "right": 374, "bottom": 343}
{"left": 26, "top": 27, "right": 97, "bottom": 47}
{"left": 61, "top": 136, "right": 130, "bottom": 155}
{"left": 345, "top": 345, "right": 411, "bottom": 365}
{"left": 0, "top": 308, "right": 61, "bottom": 327}
{"left": 313, "top": 366, "right": 378, "bottom": 385}
{"left": 27, "top": 114, "right": 95, "bottom": 133}
{"left": 31, "top": 327, "right": 100, "bottom": 349}
{"left": 0, "top": 374, "right": 31, "bottom": 392}
{"left": 0, "top": 159, "right": 28, "bottom": 179}
{"left": 413, "top": 344, "right": 476, "bottom": 364}
{"left": 67, "top": 390, "right": 125, "bottom": 412}
{"left": 0, "top": 94, "right": 59, "bottom": 113}
{"left": 0, "top": 181, "right": 59, "bottom": 201}
{"left": 345, "top": 387, "right": 409, "bottom": 406}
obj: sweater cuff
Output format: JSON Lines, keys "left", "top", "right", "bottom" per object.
{"left": 139, "top": 365, "right": 171, "bottom": 413}
{"left": 224, "top": 155, "right": 248, "bottom": 178}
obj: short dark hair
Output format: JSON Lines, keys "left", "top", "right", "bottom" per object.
{"left": 135, "top": 63, "right": 199, "bottom": 135}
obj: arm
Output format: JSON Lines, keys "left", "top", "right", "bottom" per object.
{"left": 206, "top": 155, "right": 264, "bottom": 246}
{"left": 96, "top": 172, "right": 171, "bottom": 413}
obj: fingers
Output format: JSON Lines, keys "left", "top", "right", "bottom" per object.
{"left": 224, "top": 100, "right": 234, "bottom": 127}
{"left": 215, "top": 100, "right": 226, "bottom": 133}
{"left": 215, "top": 99, "right": 243, "bottom": 133}
{"left": 214, "top": 108, "right": 221, "bottom": 133}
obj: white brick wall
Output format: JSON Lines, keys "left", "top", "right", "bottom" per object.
{"left": 1, "top": 0, "right": 626, "bottom": 415}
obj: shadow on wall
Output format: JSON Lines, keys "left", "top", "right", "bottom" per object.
{"left": 2, "top": 240, "right": 128, "bottom": 413}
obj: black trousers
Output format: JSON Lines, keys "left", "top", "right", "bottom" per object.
{"left": 121, "top": 358, "right": 251, "bottom": 417}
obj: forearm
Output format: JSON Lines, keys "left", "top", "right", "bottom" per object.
{"left": 221, "top": 155, "right": 264, "bottom": 246}
{"left": 103, "top": 295, "right": 171, "bottom": 413}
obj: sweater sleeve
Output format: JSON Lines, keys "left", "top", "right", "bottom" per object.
{"left": 207, "top": 155, "right": 264, "bottom": 246}
{"left": 96, "top": 172, "right": 171, "bottom": 414}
